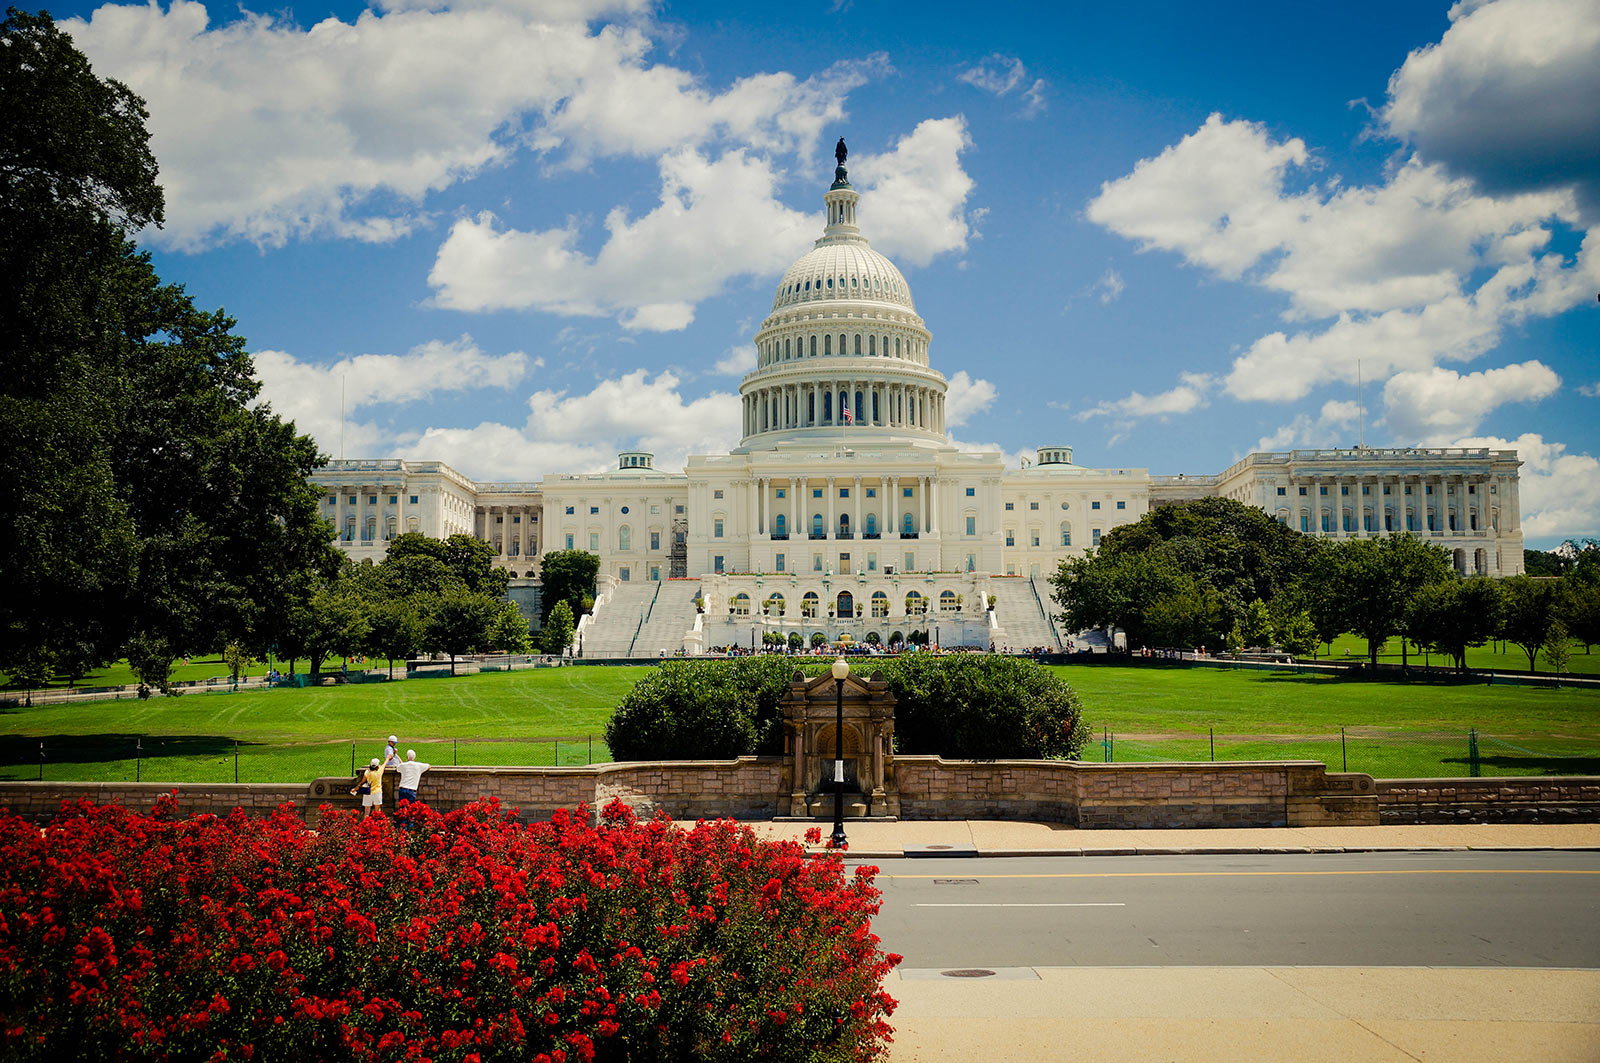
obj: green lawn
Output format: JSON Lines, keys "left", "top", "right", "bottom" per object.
{"left": 1, "top": 661, "right": 1595, "bottom": 783}
{"left": 1054, "top": 662, "right": 1600, "bottom": 777}
{"left": 1315, "top": 633, "right": 1600, "bottom": 675}
{"left": 1, "top": 655, "right": 407, "bottom": 691}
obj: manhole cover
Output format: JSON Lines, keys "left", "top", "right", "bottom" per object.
{"left": 940, "top": 969, "right": 996, "bottom": 978}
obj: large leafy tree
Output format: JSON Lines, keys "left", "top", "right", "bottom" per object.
{"left": 0, "top": 11, "right": 334, "bottom": 687}
{"left": 1052, "top": 498, "right": 1319, "bottom": 651}
{"left": 1499, "top": 575, "right": 1560, "bottom": 673}
{"left": 1303, "top": 534, "right": 1453, "bottom": 666}
{"left": 538, "top": 550, "right": 600, "bottom": 625}
{"left": 1407, "top": 578, "right": 1505, "bottom": 671}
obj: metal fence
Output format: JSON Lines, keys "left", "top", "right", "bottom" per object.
{"left": 0, "top": 736, "right": 607, "bottom": 785}
{"left": 1093, "top": 727, "right": 1600, "bottom": 779}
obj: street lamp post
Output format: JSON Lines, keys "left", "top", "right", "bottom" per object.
{"left": 830, "top": 656, "right": 850, "bottom": 848}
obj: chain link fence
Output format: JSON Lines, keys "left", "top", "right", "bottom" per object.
{"left": 0, "top": 736, "right": 608, "bottom": 785}
{"left": 1092, "top": 728, "right": 1600, "bottom": 778}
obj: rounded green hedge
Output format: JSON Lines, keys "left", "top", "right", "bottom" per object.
{"left": 605, "top": 653, "right": 1087, "bottom": 762}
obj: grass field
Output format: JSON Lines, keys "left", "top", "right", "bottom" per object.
{"left": 0, "top": 655, "right": 407, "bottom": 691}
{"left": 1, "top": 661, "right": 1595, "bottom": 783}
{"left": 1316, "top": 634, "right": 1600, "bottom": 675}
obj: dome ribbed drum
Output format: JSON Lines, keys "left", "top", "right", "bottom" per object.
{"left": 738, "top": 160, "right": 948, "bottom": 449}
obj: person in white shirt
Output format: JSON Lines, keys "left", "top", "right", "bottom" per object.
{"left": 396, "top": 749, "right": 430, "bottom": 807}
{"left": 382, "top": 735, "right": 401, "bottom": 769}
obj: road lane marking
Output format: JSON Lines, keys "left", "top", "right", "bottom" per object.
{"left": 883, "top": 869, "right": 1600, "bottom": 880}
{"left": 914, "top": 902, "right": 1127, "bottom": 907}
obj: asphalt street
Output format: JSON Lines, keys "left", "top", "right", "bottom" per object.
{"left": 858, "top": 850, "right": 1600, "bottom": 970}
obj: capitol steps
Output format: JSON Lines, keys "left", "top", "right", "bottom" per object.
{"left": 988, "top": 576, "right": 1064, "bottom": 653}
{"left": 629, "top": 580, "right": 701, "bottom": 657}
{"left": 576, "top": 582, "right": 656, "bottom": 658}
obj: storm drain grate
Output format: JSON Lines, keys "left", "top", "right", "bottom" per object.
{"left": 940, "top": 969, "right": 996, "bottom": 978}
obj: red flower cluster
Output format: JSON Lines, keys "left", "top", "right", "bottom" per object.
{"left": 0, "top": 796, "right": 901, "bottom": 1061}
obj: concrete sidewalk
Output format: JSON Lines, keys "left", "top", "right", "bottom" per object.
{"left": 736, "top": 819, "right": 1600, "bottom": 858}
{"left": 887, "top": 966, "right": 1600, "bottom": 1062}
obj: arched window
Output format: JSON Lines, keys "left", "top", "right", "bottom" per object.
{"left": 823, "top": 392, "right": 832, "bottom": 422}
{"left": 385, "top": 516, "right": 397, "bottom": 541}
{"left": 802, "top": 592, "right": 820, "bottom": 618}
{"left": 855, "top": 390, "right": 864, "bottom": 422}
{"left": 905, "top": 591, "right": 926, "bottom": 615}
{"left": 343, "top": 518, "right": 356, "bottom": 542}
{"left": 836, "top": 591, "right": 854, "bottom": 618}
{"left": 784, "top": 338, "right": 790, "bottom": 358}
{"left": 871, "top": 591, "right": 889, "bottom": 618}
{"left": 838, "top": 333, "right": 846, "bottom": 354}
{"left": 902, "top": 513, "right": 915, "bottom": 536}
{"left": 729, "top": 593, "right": 751, "bottom": 616}
{"left": 774, "top": 513, "right": 787, "bottom": 538}
{"left": 1060, "top": 523, "right": 1071, "bottom": 547}
{"left": 868, "top": 335, "right": 876, "bottom": 355}
{"left": 839, "top": 513, "right": 850, "bottom": 537}
{"left": 766, "top": 593, "right": 786, "bottom": 616}
{"left": 854, "top": 334, "right": 862, "bottom": 354}
{"left": 618, "top": 525, "right": 631, "bottom": 551}
{"left": 363, "top": 518, "right": 376, "bottom": 542}
{"left": 939, "top": 590, "right": 958, "bottom": 612}
{"left": 865, "top": 513, "right": 878, "bottom": 537}
{"left": 895, "top": 336, "right": 901, "bottom": 357}
{"left": 812, "top": 513, "right": 824, "bottom": 538}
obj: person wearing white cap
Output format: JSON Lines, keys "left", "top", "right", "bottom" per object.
{"left": 396, "top": 750, "right": 430, "bottom": 809}
{"left": 356, "top": 757, "right": 384, "bottom": 817}
{"left": 382, "top": 735, "right": 401, "bottom": 769}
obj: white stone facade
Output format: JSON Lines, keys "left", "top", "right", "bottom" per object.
{"left": 307, "top": 158, "right": 1525, "bottom": 647}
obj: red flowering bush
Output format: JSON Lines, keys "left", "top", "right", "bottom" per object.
{"left": 0, "top": 796, "right": 899, "bottom": 1061}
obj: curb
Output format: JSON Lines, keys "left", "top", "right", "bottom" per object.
{"left": 830, "top": 844, "right": 1600, "bottom": 860}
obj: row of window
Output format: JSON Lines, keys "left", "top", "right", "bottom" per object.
{"left": 727, "top": 589, "right": 962, "bottom": 618}
{"left": 1002, "top": 499, "right": 1123, "bottom": 511}
{"left": 328, "top": 493, "right": 419, "bottom": 506}
{"left": 562, "top": 503, "right": 685, "bottom": 516}
{"left": 1285, "top": 511, "right": 1491, "bottom": 533}
{"left": 776, "top": 271, "right": 906, "bottom": 305}
{"left": 760, "top": 330, "right": 923, "bottom": 365}
{"left": 1276, "top": 483, "right": 1494, "bottom": 497}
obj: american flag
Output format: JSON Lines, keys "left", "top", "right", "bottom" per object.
{"left": 842, "top": 406, "right": 853, "bottom": 424}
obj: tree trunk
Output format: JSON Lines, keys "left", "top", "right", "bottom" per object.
{"left": 388, "top": 658, "right": 395, "bottom": 680}
{"left": 1401, "top": 639, "right": 1408, "bottom": 669}
{"left": 449, "top": 653, "right": 456, "bottom": 676}
{"left": 1525, "top": 645, "right": 1538, "bottom": 673}
{"left": 1369, "top": 637, "right": 1379, "bottom": 667}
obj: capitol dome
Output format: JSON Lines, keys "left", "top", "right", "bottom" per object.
{"left": 738, "top": 151, "right": 947, "bottom": 450}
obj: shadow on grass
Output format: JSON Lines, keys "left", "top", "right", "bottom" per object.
{"left": 1440, "top": 754, "right": 1600, "bottom": 776}
{"left": 0, "top": 734, "right": 267, "bottom": 773}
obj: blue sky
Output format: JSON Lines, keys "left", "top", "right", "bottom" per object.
{"left": 57, "top": 0, "right": 1600, "bottom": 546}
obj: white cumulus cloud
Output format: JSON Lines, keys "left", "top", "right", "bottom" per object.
{"left": 1452, "top": 432, "right": 1600, "bottom": 540}
{"left": 943, "top": 370, "right": 997, "bottom": 427}
{"left": 253, "top": 336, "right": 533, "bottom": 454}
{"left": 1383, "top": 360, "right": 1561, "bottom": 443}
{"left": 853, "top": 117, "right": 979, "bottom": 267}
{"left": 957, "top": 54, "right": 1047, "bottom": 118}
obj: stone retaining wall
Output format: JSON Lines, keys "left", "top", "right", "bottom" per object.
{"left": 1377, "top": 777, "right": 1600, "bottom": 823}
{"left": 42, "top": 763, "right": 1600, "bottom": 830}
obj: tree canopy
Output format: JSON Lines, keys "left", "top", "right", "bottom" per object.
{"left": 0, "top": 11, "right": 336, "bottom": 691}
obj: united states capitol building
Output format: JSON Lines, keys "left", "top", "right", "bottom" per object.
{"left": 310, "top": 153, "right": 1526, "bottom": 655}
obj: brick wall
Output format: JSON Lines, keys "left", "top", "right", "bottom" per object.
{"left": 1377, "top": 777, "right": 1600, "bottom": 823}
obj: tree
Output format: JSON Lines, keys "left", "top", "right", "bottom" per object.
{"left": 1303, "top": 534, "right": 1452, "bottom": 666}
{"left": 1406, "top": 578, "right": 1504, "bottom": 671}
{"left": 539, "top": 600, "right": 575, "bottom": 656}
{"left": 1500, "top": 575, "right": 1558, "bottom": 673}
{"left": 1561, "top": 573, "right": 1600, "bottom": 654}
{"left": 1273, "top": 609, "right": 1320, "bottom": 658}
{"left": 301, "top": 584, "right": 369, "bottom": 682}
{"left": 787, "top": 631, "right": 804, "bottom": 651}
{"left": 0, "top": 12, "right": 335, "bottom": 686}
{"left": 810, "top": 631, "right": 828, "bottom": 649}
{"left": 364, "top": 599, "right": 425, "bottom": 679}
{"left": 222, "top": 642, "right": 252, "bottom": 685}
{"left": 1543, "top": 620, "right": 1572, "bottom": 681}
{"left": 427, "top": 590, "right": 498, "bottom": 675}
{"left": 538, "top": 550, "right": 600, "bottom": 626}
{"left": 1237, "top": 598, "right": 1273, "bottom": 648}
{"left": 488, "top": 601, "right": 531, "bottom": 654}
{"left": 386, "top": 532, "right": 507, "bottom": 597}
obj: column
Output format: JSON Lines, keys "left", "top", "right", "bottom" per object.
{"left": 853, "top": 476, "right": 862, "bottom": 538}
{"left": 747, "top": 479, "right": 758, "bottom": 539}
{"left": 791, "top": 476, "right": 801, "bottom": 539}
{"left": 826, "top": 477, "right": 836, "bottom": 539}
{"left": 882, "top": 475, "right": 892, "bottom": 537}
{"left": 888, "top": 476, "right": 899, "bottom": 538}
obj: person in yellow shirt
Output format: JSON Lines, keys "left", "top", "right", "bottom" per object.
{"left": 352, "top": 756, "right": 384, "bottom": 817}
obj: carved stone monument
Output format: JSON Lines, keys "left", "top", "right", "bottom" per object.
{"left": 779, "top": 668, "right": 899, "bottom": 818}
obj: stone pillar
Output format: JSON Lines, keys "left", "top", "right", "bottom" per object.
{"left": 853, "top": 476, "right": 862, "bottom": 539}
{"left": 827, "top": 476, "right": 836, "bottom": 540}
{"left": 791, "top": 477, "right": 801, "bottom": 539}
{"left": 888, "top": 476, "right": 899, "bottom": 539}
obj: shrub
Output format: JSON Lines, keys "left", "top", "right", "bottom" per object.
{"left": 875, "top": 653, "right": 1086, "bottom": 760}
{"left": 0, "top": 797, "right": 900, "bottom": 1062}
{"left": 607, "top": 655, "right": 1085, "bottom": 762}
{"left": 605, "top": 656, "right": 800, "bottom": 760}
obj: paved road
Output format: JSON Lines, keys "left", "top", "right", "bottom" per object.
{"left": 860, "top": 850, "right": 1600, "bottom": 969}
